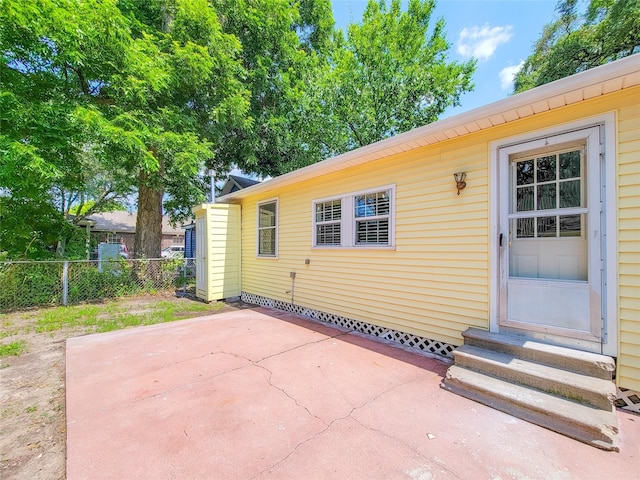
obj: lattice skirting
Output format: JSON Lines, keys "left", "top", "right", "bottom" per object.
{"left": 241, "top": 292, "right": 455, "bottom": 358}
{"left": 615, "top": 387, "right": 640, "bottom": 414}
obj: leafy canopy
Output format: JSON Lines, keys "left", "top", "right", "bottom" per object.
{"left": 513, "top": 0, "right": 640, "bottom": 93}
{"left": 315, "top": 0, "right": 475, "bottom": 153}
{"left": 1, "top": 0, "right": 476, "bottom": 257}
{"left": 212, "top": 0, "right": 335, "bottom": 177}
{"left": 1, "top": 0, "right": 250, "bottom": 258}
{"left": 1, "top": 0, "right": 137, "bottom": 258}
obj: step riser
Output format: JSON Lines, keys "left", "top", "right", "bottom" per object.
{"left": 453, "top": 352, "right": 615, "bottom": 410}
{"left": 462, "top": 335, "right": 614, "bottom": 380}
{"left": 443, "top": 328, "right": 619, "bottom": 450}
{"left": 442, "top": 376, "right": 618, "bottom": 451}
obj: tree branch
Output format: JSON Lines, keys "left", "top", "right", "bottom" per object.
{"left": 347, "top": 121, "right": 365, "bottom": 147}
{"left": 73, "top": 188, "right": 116, "bottom": 223}
{"left": 67, "top": 63, "right": 90, "bottom": 95}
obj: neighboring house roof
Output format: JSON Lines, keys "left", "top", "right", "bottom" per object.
{"left": 218, "top": 54, "right": 639, "bottom": 202}
{"left": 87, "top": 211, "right": 184, "bottom": 236}
{"left": 220, "top": 175, "right": 261, "bottom": 196}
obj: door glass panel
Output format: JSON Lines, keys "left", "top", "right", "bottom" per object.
{"left": 560, "top": 180, "right": 581, "bottom": 208}
{"left": 517, "top": 218, "right": 534, "bottom": 238}
{"left": 537, "top": 155, "right": 556, "bottom": 182}
{"left": 517, "top": 159, "right": 534, "bottom": 185}
{"left": 560, "top": 214, "right": 582, "bottom": 237}
{"left": 537, "top": 216, "right": 557, "bottom": 237}
{"left": 559, "top": 150, "right": 581, "bottom": 179}
{"left": 516, "top": 186, "right": 534, "bottom": 211}
{"left": 509, "top": 146, "right": 587, "bottom": 282}
{"left": 537, "top": 183, "right": 556, "bottom": 210}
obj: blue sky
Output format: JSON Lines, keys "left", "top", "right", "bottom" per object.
{"left": 331, "top": 0, "right": 560, "bottom": 117}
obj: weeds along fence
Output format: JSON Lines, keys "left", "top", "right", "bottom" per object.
{"left": 0, "top": 258, "right": 196, "bottom": 311}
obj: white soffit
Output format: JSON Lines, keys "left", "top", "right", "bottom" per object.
{"left": 219, "top": 54, "right": 640, "bottom": 202}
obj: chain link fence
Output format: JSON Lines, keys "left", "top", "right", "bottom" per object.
{"left": 0, "top": 258, "right": 196, "bottom": 311}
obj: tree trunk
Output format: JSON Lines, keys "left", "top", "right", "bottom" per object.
{"left": 134, "top": 169, "right": 164, "bottom": 259}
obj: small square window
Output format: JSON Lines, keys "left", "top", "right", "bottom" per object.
{"left": 257, "top": 200, "right": 277, "bottom": 256}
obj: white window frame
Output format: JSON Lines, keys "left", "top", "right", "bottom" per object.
{"left": 314, "top": 198, "right": 343, "bottom": 246}
{"left": 106, "top": 232, "right": 122, "bottom": 244}
{"left": 312, "top": 184, "right": 396, "bottom": 249}
{"left": 257, "top": 198, "right": 278, "bottom": 258}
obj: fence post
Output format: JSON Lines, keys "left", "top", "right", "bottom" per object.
{"left": 62, "top": 260, "right": 69, "bottom": 306}
{"left": 183, "top": 260, "right": 187, "bottom": 294}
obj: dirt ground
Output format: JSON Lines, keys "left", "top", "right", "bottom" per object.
{"left": 0, "top": 293, "right": 248, "bottom": 480}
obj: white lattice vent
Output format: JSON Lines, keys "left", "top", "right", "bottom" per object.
{"left": 615, "top": 387, "right": 640, "bottom": 414}
{"left": 241, "top": 292, "right": 455, "bottom": 358}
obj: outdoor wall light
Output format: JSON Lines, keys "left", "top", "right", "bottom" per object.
{"left": 454, "top": 172, "right": 467, "bottom": 195}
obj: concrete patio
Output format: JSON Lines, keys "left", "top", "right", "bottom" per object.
{"left": 66, "top": 307, "right": 639, "bottom": 479}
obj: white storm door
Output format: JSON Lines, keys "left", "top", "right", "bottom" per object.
{"left": 499, "top": 127, "right": 603, "bottom": 349}
{"left": 195, "top": 215, "right": 207, "bottom": 297}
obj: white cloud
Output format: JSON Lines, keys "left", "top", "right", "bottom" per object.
{"left": 499, "top": 61, "right": 525, "bottom": 90}
{"left": 457, "top": 24, "right": 514, "bottom": 61}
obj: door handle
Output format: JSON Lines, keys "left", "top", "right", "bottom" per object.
{"left": 499, "top": 233, "right": 503, "bottom": 247}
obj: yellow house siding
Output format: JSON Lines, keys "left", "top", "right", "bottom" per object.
{"left": 239, "top": 138, "right": 491, "bottom": 346}
{"left": 234, "top": 87, "right": 640, "bottom": 372}
{"left": 617, "top": 100, "right": 640, "bottom": 391}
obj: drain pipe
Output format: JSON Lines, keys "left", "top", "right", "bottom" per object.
{"left": 287, "top": 271, "right": 296, "bottom": 305}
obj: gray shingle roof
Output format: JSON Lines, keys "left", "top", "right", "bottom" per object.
{"left": 87, "top": 211, "right": 184, "bottom": 235}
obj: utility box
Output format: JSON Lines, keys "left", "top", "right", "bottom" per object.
{"left": 192, "top": 203, "right": 241, "bottom": 301}
{"left": 97, "top": 243, "right": 126, "bottom": 272}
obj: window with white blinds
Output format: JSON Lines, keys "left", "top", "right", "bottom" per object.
{"left": 312, "top": 185, "right": 395, "bottom": 248}
{"left": 354, "top": 191, "right": 390, "bottom": 245}
{"left": 315, "top": 199, "right": 342, "bottom": 245}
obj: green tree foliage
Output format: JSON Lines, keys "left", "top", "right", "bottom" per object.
{"left": 513, "top": 0, "right": 640, "bottom": 93}
{"left": 110, "top": 0, "right": 249, "bottom": 258}
{"left": 1, "top": 0, "right": 249, "bottom": 258}
{"left": 1, "top": 0, "right": 136, "bottom": 258}
{"left": 215, "top": 0, "right": 474, "bottom": 177}
{"left": 212, "top": 0, "right": 335, "bottom": 177}
{"left": 2, "top": 0, "right": 474, "bottom": 257}
{"left": 315, "top": 0, "right": 475, "bottom": 153}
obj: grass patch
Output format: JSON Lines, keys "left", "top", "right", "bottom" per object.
{"left": 0, "top": 340, "right": 26, "bottom": 357}
{"left": 0, "top": 318, "right": 19, "bottom": 339}
{"left": 34, "top": 299, "right": 224, "bottom": 334}
{"left": 36, "top": 305, "right": 103, "bottom": 333}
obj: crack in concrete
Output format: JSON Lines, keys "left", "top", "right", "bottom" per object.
{"left": 249, "top": 376, "right": 426, "bottom": 479}
{"left": 129, "top": 330, "right": 350, "bottom": 406}
{"left": 249, "top": 408, "right": 354, "bottom": 480}
{"left": 253, "top": 330, "right": 352, "bottom": 364}
{"left": 122, "top": 350, "right": 255, "bottom": 405}
{"left": 255, "top": 363, "right": 327, "bottom": 424}
{"left": 91, "top": 326, "right": 439, "bottom": 477}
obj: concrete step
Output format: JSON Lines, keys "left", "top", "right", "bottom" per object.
{"left": 442, "top": 365, "right": 619, "bottom": 451}
{"left": 462, "top": 328, "right": 615, "bottom": 380}
{"left": 453, "top": 345, "right": 616, "bottom": 410}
